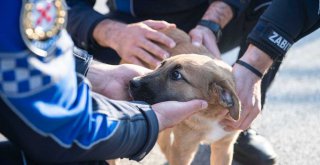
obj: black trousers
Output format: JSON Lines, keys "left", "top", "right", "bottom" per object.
{"left": 90, "top": 1, "right": 281, "bottom": 107}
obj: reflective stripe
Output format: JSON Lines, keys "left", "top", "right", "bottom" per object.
{"left": 254, "top": 2, "right": 272, "bottom": 12}
{"left": 130, "top": 0, "right": 136, "bottom": 16}
{"left": 21, "top": 151, "right": 27, "bottom": 165}
{"left": 318, "top": 0, "right": 320, "bottom": 15}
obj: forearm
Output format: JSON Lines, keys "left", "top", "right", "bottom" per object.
{"left": 66, "top": 0, "right": 107, "bottom": 50}
{"left": 93, "top": 19, "right": 126, "bottom": 48}
{"left": 202, "top": 1, "right": 233, "bottom": 28}
{"left": 239, "top": 44, "right": 273, "bottom": 77}
{"left": 86, "top": 60, "right": 116, "bottom": 94}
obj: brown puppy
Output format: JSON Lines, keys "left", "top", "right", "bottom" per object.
{"left": 129, "top": 28, "right": 241, "bottom": 165}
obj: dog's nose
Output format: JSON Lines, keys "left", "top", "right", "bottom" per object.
{"left": 129, "top": 78, "right": 141, "bottom": 89}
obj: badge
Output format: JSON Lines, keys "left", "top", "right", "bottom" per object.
{"left": 21, "top": 0, "right": 67, "bottom": 57}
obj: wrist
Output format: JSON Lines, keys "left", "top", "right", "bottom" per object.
{"left": 87, "top": 61, "right": 116, "bottom": 93}
{"left": 93, "top": 19, "right": 125, "bottom": 48}
{"left": 198, "top": 20, "right": 222, "bottom": 42}
{"left": 202, "top": 1, "right": 233, "bottom": 28}
{"left": 239, "top": 44, "right": 273, "bottom": 76}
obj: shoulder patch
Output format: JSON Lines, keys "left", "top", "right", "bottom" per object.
{"left": 20, "top": 0, "right": 67, "bottom": 57}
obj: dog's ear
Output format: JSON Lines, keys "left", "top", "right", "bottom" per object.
{"left": 208, "top": 81, "right": 241, "bottom": 120}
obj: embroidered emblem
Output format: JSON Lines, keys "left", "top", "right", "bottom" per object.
{"left": 21, "top": 0, "right": 67, "bottom": 57}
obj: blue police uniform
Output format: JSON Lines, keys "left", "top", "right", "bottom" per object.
{"left": 0, "top": 1, "right": 158, "bottom": 164}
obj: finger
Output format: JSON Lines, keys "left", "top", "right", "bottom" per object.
{"left": 238, "top": 115, "right": 253, "bottom": 130}
{"left": 189, "top": 29, "right": 203, "bottom": 47}
{"left": 219, "top": 106, "right": 242, "bottom": 125}
{"left": 219, "top": 118, "right": 237, "bottom": 128}
{"left": 203, "top": 34, "right": 221, "bottom": 59}
{"left": 224, "top": 113, "right": 237, "bottom": 121}
{"left": 139, "top": 38, "right": 170, "bottom": 60}
{"left": 238, "top": 107, "right": 260, "bottom": 130}
{"left": 171, "top": 100, "right": 208, "bottom": 118}
{"left": 183, "top": 99, "right": 209, "bottom": 112}
{"left": 133, "top": 48, "right": 161, "bottom": 68}
{"left": 220, "top": 103, "right": 258, "bottom": 130}
{"left": 145, "top": 30, "right": 176, "bottom": 49}
{"left": 126, "top": 56, "right": 145, "bottom": 67}
{"left": 216, "top": 109, "right": 229, "bottom": 118}
{"left": 219, "top": 107, "right": 249, "bottom": 129}
{"left": 144, "top": 20, "right": 176, "bottom": 30}
{"left": 130, "top": 64, "right": 152, "bottom": 75}
{"left": 230, "top": 96, "right": 260, "bottom": 130}
{"left": 152, "top": 100, "right": 208, "bottom": 131}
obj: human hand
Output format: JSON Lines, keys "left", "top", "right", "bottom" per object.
{"left": 220, "top": 65, "right": 262, "bottom": 131}
{"left": 87, "top": 61, "right": 151, "bottom": 100}
{"left": 188, "top": 1, "right": 234, "bottom": 59}
{"left": 93, "top": 19, "right": 176, "bottom": 68}
{"left": 189, "top": 25, "right": 221, "bottom": 59}
{"left": 219, "top": 44, "right": 273, "bottom": 131}
{"left": 152, "top": 100, "right": 208, "bottom": 131}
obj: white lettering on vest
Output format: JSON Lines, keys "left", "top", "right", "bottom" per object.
{"left": 268, "top": 31, "right": 292, "bottom": 51}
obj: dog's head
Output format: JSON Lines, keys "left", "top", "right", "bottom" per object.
{"left": 129, "top": 54, "right": 241, "bottom": 120}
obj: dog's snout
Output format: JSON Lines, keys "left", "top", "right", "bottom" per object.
{"left": 129, "top": 78, "right": 141, "bottom": 89}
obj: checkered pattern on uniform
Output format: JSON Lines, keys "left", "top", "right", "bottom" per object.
{"left": 0, "top": 55, "right": 52, "bottom": 94}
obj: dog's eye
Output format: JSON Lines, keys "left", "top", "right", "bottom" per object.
{"left": 170, "top": 70, "right": 183, "bottom": 81}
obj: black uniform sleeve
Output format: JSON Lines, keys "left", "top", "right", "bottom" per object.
{"left": 247, "top": 0, "right": 320, "bottom": 60}
{"left": 66, "top": 0, "right": 106, "bottom": 50}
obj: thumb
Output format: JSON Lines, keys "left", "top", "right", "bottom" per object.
{"left": 172, "top": 100, "right": 208, "bottom": 117}
{"left": 204, "top": 41, "right": 221, "bottom": 59}
{"left": 189, "top": 29, "right": 203, "bottom": 47}
{"left": 152, "top": 100, "right": 208, "bottom": 131}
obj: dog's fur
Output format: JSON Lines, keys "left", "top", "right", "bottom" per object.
{"left": 128, "top": 27, "right": 241, "bottom": 165}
